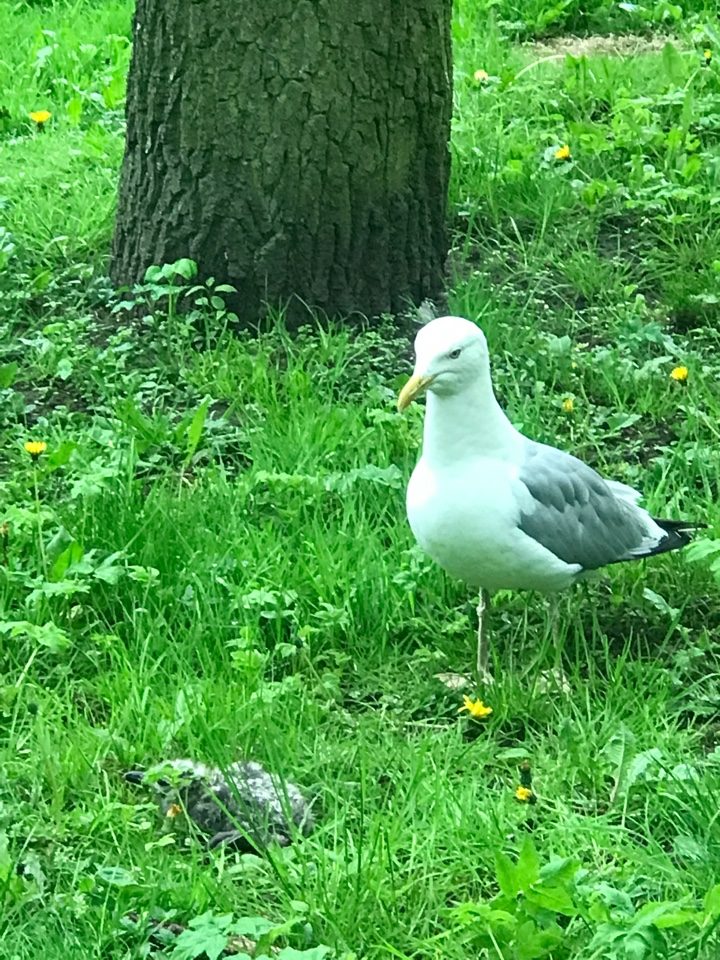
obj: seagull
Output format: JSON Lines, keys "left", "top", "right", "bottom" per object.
{"left": 397, "top": 315, "right": 700, "bottom": 683}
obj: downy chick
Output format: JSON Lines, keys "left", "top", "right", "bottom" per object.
{"left": 124, "top": 758, "right": 314, "bottom": 852}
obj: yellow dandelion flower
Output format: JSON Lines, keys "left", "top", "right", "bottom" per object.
{"left": 562, "top": 397, "right": 574, "bottom": 414}
{"left": 515, "top": 786, "right": 534, "bottom": 803}
{"left": 458, "top": 695, "right": 493, "bottom": 719}
{"left": 165, "top": 803, "right": 182, "bottom": 818}
{"left": 473, "top": 69, "right": 490, "bottom": 82}
{"left": 24, "top": 440, "right": 47, "bottom": 460}
{"left": 29, "top": 110, "right": 51, "bottom": 125}
{"left": 704, "top": 49, "right": 712, "bottom": 63}
{"left": 670, "top": 366, "right": 688, "bottom": 382}
{"left": 554, "top": 144, "right": 571, "bottom": 161}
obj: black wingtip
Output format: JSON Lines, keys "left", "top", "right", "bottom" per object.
{"left": 646, "top": 518, "right": 706, "bottom": 558}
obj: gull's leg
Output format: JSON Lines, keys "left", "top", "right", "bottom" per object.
{"left": 538, "top": 593, "right": 570, "bottom": 695}
{"left": 475, "top": 588, "right": 493, "bottom": 685}
{"left": 550, "top": 594, "right": 560, "bottom": 657}
{"left": 549, "top": 593, "right": 565, "bottom": 677}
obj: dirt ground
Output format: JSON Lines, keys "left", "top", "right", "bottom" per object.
{"left": 523, "top": 33, "right": 682, "bottom": 59}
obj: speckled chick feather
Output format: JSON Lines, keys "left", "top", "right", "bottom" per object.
{"left": 124, "top": 758, "right": 315, "bottom": 852}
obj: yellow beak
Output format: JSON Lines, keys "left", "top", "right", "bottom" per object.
{"left": 397, "top": 374, "right": 434, "bottom": 412}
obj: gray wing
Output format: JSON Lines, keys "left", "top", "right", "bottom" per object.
{"left": 518, "top": 442, "right": 655, "bottom": 570}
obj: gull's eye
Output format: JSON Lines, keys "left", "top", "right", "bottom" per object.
{"left": 448, "top": 348, "right": 462, "bottom": 360}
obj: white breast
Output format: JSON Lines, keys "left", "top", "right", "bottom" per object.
{"left": 406, "top": 456, "right": 580, "bottom": 593}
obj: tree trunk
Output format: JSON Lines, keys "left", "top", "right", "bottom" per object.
{"left": 111, "top": 0, "right": 452, "bottom": 326}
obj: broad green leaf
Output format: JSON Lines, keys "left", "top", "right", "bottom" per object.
{"left": 0, "top": 362, "right": 17, "bottom": 388}
{"left": 49, "top": 540, "right": 84, "bottom": 582}
{"left": 169, "top": 258, "right": 198, "bottom": 280}
{"left": 144, "top": 264, "right": 163, "bottom": 282}
{"left": 184, "top": 397, "right": 210, "bottom": 466}
{"left": 93, "top": 551, "right": 125, "bottom": 585}
{"left": 46, "top": 526, "right": 76, "bottom": 566}
{"left": 653, "top": 910, "right": 701, "bottom": 929}
{"left": 624, "top": 747, "right": 663, "bottom": 791}
{"left": 625, "top": 932, "right": 653, "bottom": 960}
{"left": 46, "top": 440, "right": 77, "bottom": 470}
{"left": 188, "top": 912, "right": 233, "bottom": 930}
{"left": 704, "top": 884, "right": 720, "bottom": 918}
{"left": 632, "top": 901, "right": 679, "bottom": 926}
{"left": 546, "top": 334, "right": 572, "bottom": 356}
{"left": 171, "top": 927, "right": 228, "bottom": 960}
{"left": 276, "top": 948, "right": 331, "bottom": 960}
{"left": 230, "top": 916, "right": 275, "bottom": 938}
{"left": 517, "top": 837, "right": 540, "bottom": 889}
{"left": 102, "top": 72, "right": 125, "bottom": 108}
{"left": 56, "top": 357, "right": 73, "bottom": 380}
{"left": 685, "top": 539, "right": 720, "bottom": 564}
{"left": 26, "top": 622, "right": 72, "bottom": 653}
{"left": 514, "top": 918, "right": 564, "bottom": 960}
{"left": 67, "top": 95, "right": 82, "bottom": 124}
{"left": 591, "top": 882, "right": 634, "bottom": 916}
{"left": 96, "top": 865, "right": 137, "bottom": 887}
{"left": 661, "top": 42, "right": 684, "bottom": 83}
{"left": 494, "top": 851, "right": 518, "bottom": 898}
{"left": 538, "top": 857, "right": 578, "bottom": 885}
{"left": 526, "top": 883, "right": 577, "bottom": 917}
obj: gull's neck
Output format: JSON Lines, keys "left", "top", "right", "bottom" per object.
{"left": 421, "top": 370, "right": 519, "bottom": 466}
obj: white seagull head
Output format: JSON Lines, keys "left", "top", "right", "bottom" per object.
{"left": 398, "top": 315, "right": 489, "bottom": 411}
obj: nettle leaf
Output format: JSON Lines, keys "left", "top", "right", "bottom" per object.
{"left": 93, "top": 551, "right": 126, "bottom": 585}
{"left": 170, "top": 912, "right": 236, "bottom": 960}
{"left": 171, "top": 927, "right": 228, "bottom": 960}
{"left": 0, "top": 620, "right": 72, "bottom": 653}
{"left": 624, "top": 748, "right": 663, "bottom": 791}
{"left": 624, "top": 931, "right": 656, "bottom": 960}
{"left": 27, "top": 580, "right": 90, "bottom": 604}
{"left": 526, "top": 882, "right": 577, "bottom": 917}
{"left": 514, "top": 919, "right": 564, "bottom": 958}
{"left": 591, "top": 882, "right": 635, "bottom": 917}
{"left": 538, "top": 858, "right": 578, "bottom": 886}
{"left": 325, "top": 464, "right": 402, "bottom": 493}
{"left": 231, "top": 917, "right": 275, "bottom": 938}
{"left": 276, "top": 948, "right": 332, "bottom": 960}
{"left": 96, "top": 865, "right": 137, "bottom": 887}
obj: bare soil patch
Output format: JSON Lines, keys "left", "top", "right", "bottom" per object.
{"left": 523, "top": 33, "right": 681, "bottom": 60}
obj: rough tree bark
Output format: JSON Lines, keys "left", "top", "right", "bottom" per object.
{"left": 111, "top": 0, "right": 452, "bottom": 325}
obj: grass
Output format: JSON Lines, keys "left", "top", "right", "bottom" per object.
{"left": 2, "top": 1, "right": 720, "bottom": 958}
